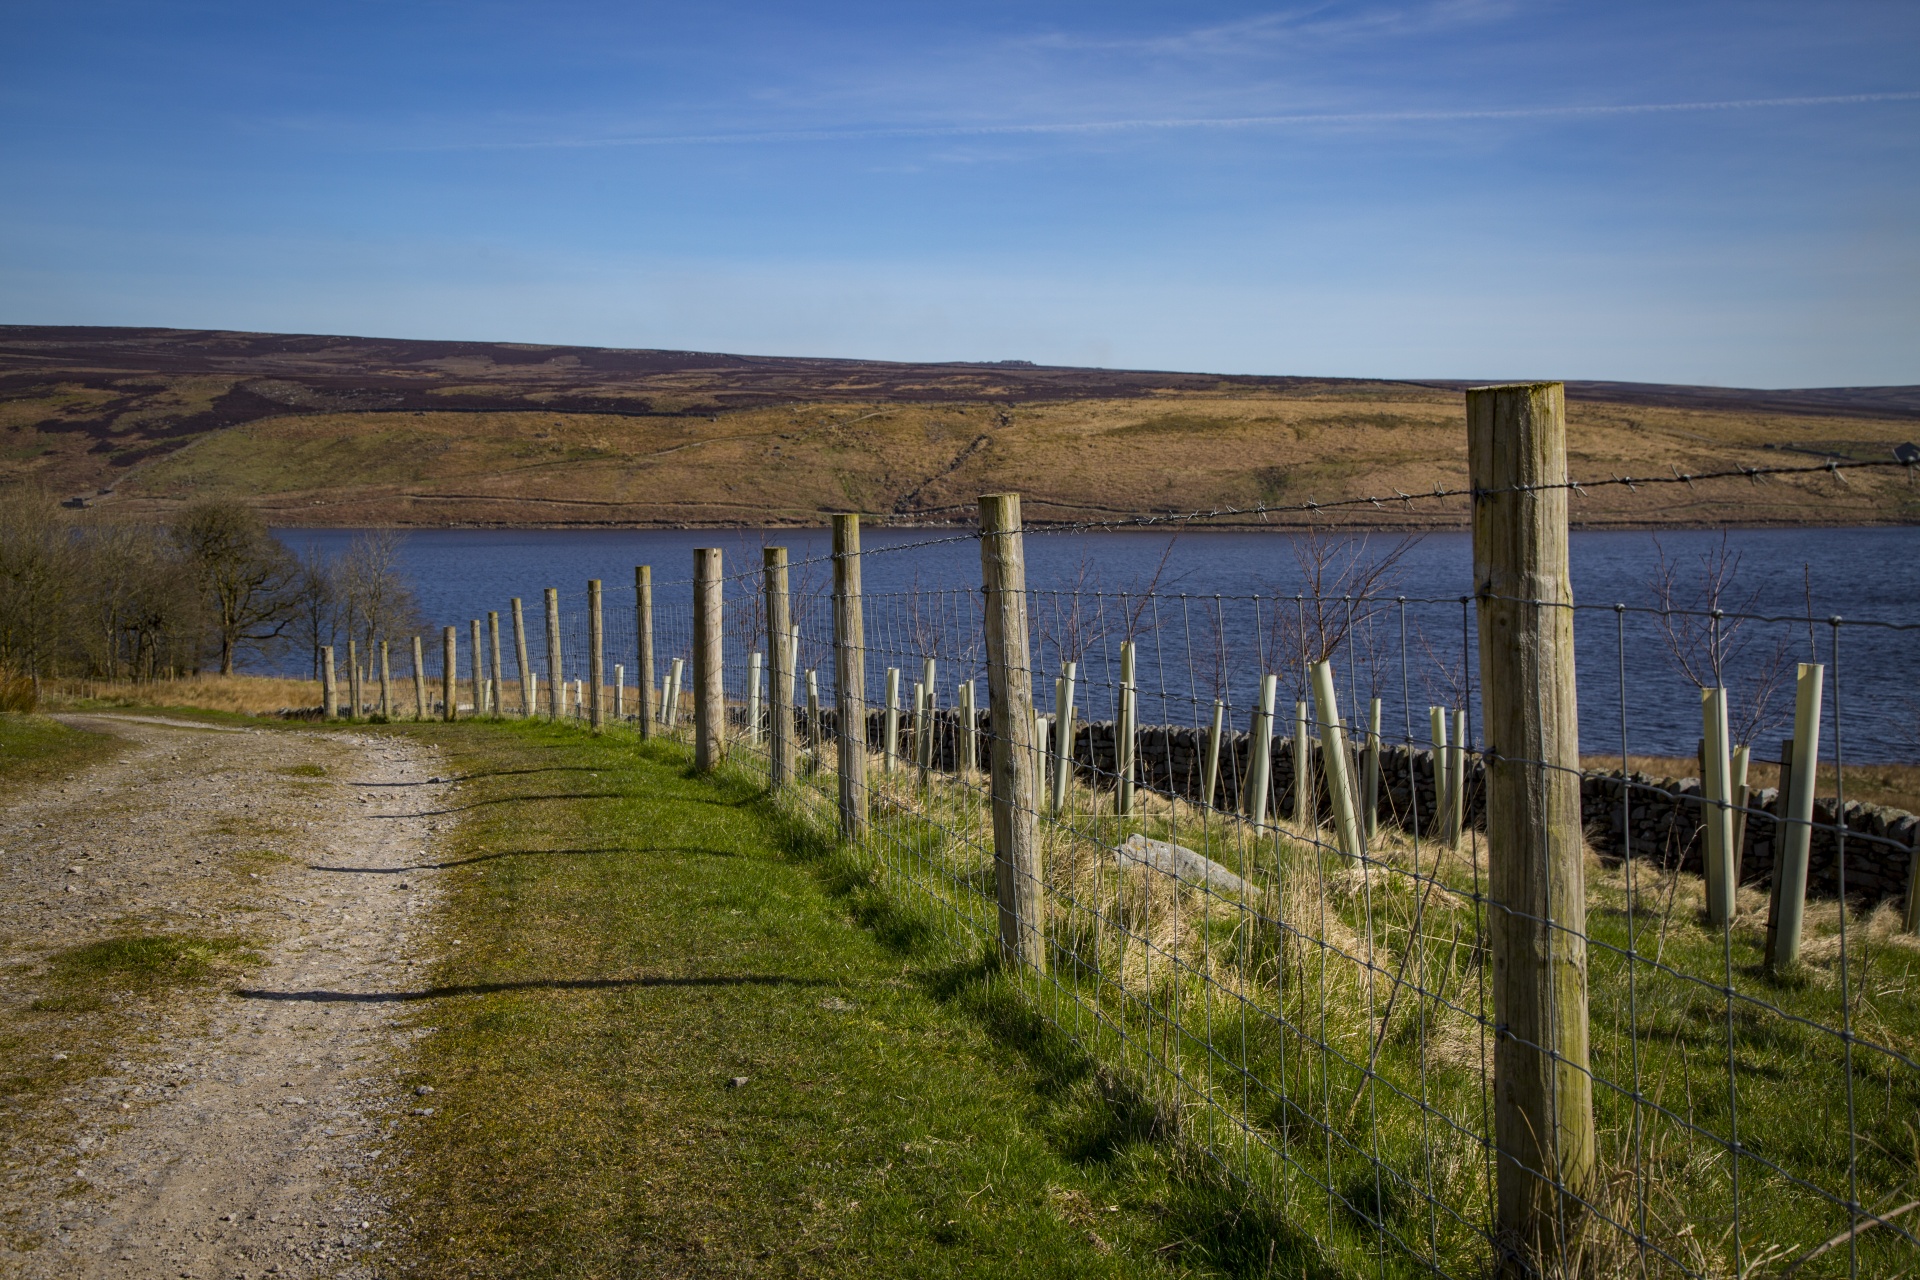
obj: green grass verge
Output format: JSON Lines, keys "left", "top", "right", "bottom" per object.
{"left": 0, "top": 713, "right": 121, "bottom": 797}
{"left": 389, "top": 719, "right": 1304, "bottom": 1278}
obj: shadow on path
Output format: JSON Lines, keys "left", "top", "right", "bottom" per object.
{"left": 236, "top": 974, "right": 828, "bottom": 1004}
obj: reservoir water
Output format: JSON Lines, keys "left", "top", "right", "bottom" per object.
{"left": 274, "top": 525, "right": 1920, "bottom": 764}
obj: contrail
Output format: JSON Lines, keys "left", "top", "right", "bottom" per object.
{"left": 474, "top": 90, "right": 1920, "bottom": 150}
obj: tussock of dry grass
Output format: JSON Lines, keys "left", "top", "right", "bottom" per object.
{"left": 46, "top": 674, "right": 320, "bottom": 716}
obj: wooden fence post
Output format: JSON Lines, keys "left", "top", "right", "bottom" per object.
{"left": 616, "top": 664, "right": 626, "bottom": 719}
{"left": 379, "top": 640, "right": 392, "bottom": 718}
{"left": 765, "top": 547, "right": 794, "bottom": 787}
{"left": 1117, "top": 641, "right": 1137, "bottom": 818}
{"left": 543, "top": 589, "right": 563, "bottom": 720}
{"left": 1468, "top": 381, "right": 1594, "bottom": 1271}
{"left": 488, "top": 612, "right": 503, "bottom": 718}
{"left": 979, "top": 494, "right": 1044, "bottom": 972}
{"left": 1768, "top": 664, "right": 1824, "bottom": 968}
{"left": 470, "top": 620, "right": 485, "bottom": 716}
{"left": 694, "top": 548, "right": 724, "bottom": 771}
{"left": 511, "top": 599, "right": 530, "bottom": 717}
{"left": 636, "top": 566, "right": 654, "bottom": 738}
{"left": 347, "top": 638, "right": 361, "bottom": 720}
{"left": 321, "top": 645, "right": 338, "bottom": 719}
{"left": 588, "top": 579, "right": 605, "bottom": 731}
{"left": 832, "top": 513, "right": 869, "bottom": 839}
{"left": 442, "top": 626, "right": 458, "bottom": 722}
{"left": 411, "top": 636, "right": 426, "bottom": 719}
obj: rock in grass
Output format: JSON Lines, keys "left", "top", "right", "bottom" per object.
{"left": 1114, "top": 833, "right": 1251, "bottom": 896}
{"left": 726, "top": 1076, "right": 749, "bottom": 1089}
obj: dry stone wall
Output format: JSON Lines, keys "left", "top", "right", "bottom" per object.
{"left": 765, "top": 706, "right": 1916, "bottom": 907}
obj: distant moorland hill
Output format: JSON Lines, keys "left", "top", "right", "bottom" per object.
{"left": 3, "top": 325, "right": 1917, "bottom": 528}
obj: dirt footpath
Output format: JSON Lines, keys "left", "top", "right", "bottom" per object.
{"left": 0, "top": 715, "right": 453, "bottom": 1280}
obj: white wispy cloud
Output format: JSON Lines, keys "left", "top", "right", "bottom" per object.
{"left": 445, "top": 90, "right": 1920, "bottom": 152}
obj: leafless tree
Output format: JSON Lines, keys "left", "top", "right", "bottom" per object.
{"left": 290, "top": 546, "right": 341, "bottom": 681}
{"left": 172, "top": 500, "right": 297, "bottom": 674}
{"left": 337, "top": 531, "right": 420, "bottom": 678}
{"left": 1649, "top": 532, "right": 1791, "bottom": 747}
{"left": 1269, "top": 527, "right": 1421, "bottom": 701}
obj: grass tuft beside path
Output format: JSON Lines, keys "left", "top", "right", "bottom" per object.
{"left": 392, "top": 720, "right": 1291, "bottom": 1279}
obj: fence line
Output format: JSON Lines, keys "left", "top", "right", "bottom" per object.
{"left": 360, "top": 384, "right": 1916, "bottom": 1278}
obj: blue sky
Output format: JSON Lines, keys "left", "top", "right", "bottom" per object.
{"left": 2, "top": 1, "right": 1915, "bottom": 386}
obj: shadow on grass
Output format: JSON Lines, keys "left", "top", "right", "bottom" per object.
{"left": 305, "top": 844, "right": 744, "bottom": 872}
{"left": 236, "top": 973, "right": 830, "bottom": 1003}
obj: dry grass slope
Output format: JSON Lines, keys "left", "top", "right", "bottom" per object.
{"left": 104, "top": 395, "right": 1920, "bottom": 528}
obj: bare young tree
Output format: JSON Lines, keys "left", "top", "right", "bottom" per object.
{"left": 1649, "top": 532, "right": 1790, "bottom": 747}
{"left": 1268, "top": 527, "right": 1421, "bottom": 701}
{"left": 336, "top": 530, "right": 420, "bottom": 678}
{"left": 290, "top": 546, "right": 341, "bottom": 681}
{"left": 172, "top": 500, "right": 297, "bottom": 674}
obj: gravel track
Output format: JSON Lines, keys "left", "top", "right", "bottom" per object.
{"left": 0, "top": 715, "right": 452, "bottom": 1280}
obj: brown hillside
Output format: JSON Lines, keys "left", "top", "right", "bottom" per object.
{"left": 4, "top": 325, "right": 1916, "bottom": 527}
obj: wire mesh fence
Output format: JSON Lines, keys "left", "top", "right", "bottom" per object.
{"left": 362, "top": 392, "right": 1918, "bottom": 1279}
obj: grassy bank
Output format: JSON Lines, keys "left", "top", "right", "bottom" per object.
{"left": 390, "top": 718, "right": 1289, "bottom": 1278}
{"left": 719, "top": 729, "right": 1920, "bottom": 1280}
{"left": 0, "top": 713, "right": 121, "bottom": 798}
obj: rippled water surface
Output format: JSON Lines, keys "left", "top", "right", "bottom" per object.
{"left": 274, "top": 525, "right": 1920, "bottom": 763}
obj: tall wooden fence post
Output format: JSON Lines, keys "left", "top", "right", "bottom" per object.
{"left": 470, "top": 620, "right": 485, "bottom": 715}
{"left": 833, "top": 514, "right": 869, "bottom": 839}
{"left": 321, "top": 645, "right": 338, "bottom": 720}
{"left": 544, "top": 588, "right": 563, "bottom": 720}
{"left": 488, "top": 612, "right": 503, "bottom": 718}
{"left": 694, "top": 548, "right": 724, "bottom": 771}
{"left": 636, "top": 566, "right": 655, "bottom": 738}
{"left": 510, "top": 599, "right": 531, "bottom": 717}
{"left": 588, "top": 579, "right": 605, "bottom": 731}
{"left": 441, "top": 626, "right": 458, "bottom": 722}
{"left": 411, "top": 636, "right": 426, "bottom": 719}
{"left": 980, "top": 494, "right": 1045, "bottom": 973}
{"left": 347, "top": 638, "right": 361, "bottom": 720}
{"left": 765, "top": 548, "right": 794, "bottom": 786}
{"left": 379, "top": 640, "right": 392, "bottom": 718}
{"left": 1469, "top": 381, "right": 1595, "bottom": 1272}
{"left": 1117, "top": 640, "right": 1137, "bottom": 818}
